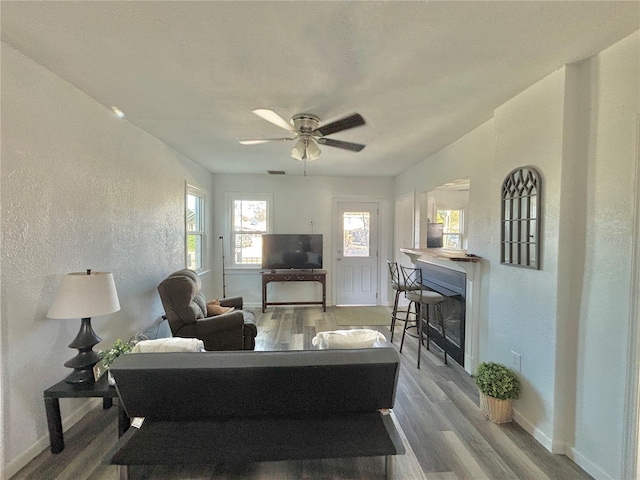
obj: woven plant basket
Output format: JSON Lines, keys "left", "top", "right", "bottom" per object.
{"left": 479, "top": 392, "right": 513, "bottom": 423}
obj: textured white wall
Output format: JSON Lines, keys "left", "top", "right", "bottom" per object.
{"left": 393, "top": 31, "right": 640, "bottom": 480}
{"left": 0, "top": 44, "right": 214, "bottom": 476}
{"left": 490, "top": 68, "right": 566, "bottom": 443}
{"left": 569, "top": 32, "right": 639, "bottom": 479}
{"left": 209, "top": 174, "right": 394, "bottom": 308}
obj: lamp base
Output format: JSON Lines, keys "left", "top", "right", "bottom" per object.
{"left": 64, "top": 368, "right": 97, "bottom": 385}
{"left": 64, "top": 317, "right": 102, "bottom": 385}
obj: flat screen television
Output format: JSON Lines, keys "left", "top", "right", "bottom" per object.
{"left": 262, "top": 234, "right": 323, "bottom": 270}
{"left": 427, "top": 223, "right": 444, "bottom": 248}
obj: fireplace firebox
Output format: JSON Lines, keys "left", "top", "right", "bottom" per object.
{"left": 417, "top": 261, "right": 466, "bottom": 366}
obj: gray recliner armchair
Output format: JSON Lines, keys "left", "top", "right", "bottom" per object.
{"left": 157, "top": 269, "right": 257, "bottom": 351}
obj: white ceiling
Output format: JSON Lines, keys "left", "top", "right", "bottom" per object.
{"left": 2, "top": 1, "right": 638, "bottom": 178}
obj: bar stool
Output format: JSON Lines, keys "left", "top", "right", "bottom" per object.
{"left": 387, "top": 260, "right": 419, "bottom": 342}
{"left": 399, "top": 265, "right": 447, "bottom": 369}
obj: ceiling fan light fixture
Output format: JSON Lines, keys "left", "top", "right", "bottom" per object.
{"left": 306, "top": 138, "right": 321, "bottom": 161}
{"left": 290, "top": 137, "right": 321, "bottom": 162}
{"left": 290, "top": 138, "right": 306, "bottom": 161}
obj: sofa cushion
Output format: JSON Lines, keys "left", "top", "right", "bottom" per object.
{"left": 107, "top": 412, "right": 404, "bottom": 465}
{"left": 312, "top": 329, "right": 387, "bottom": 349}
{"left": 110, "top": 348, "right": 400, "bottom": 421}
{"left": 130, "top": 338, "right": 205, "bottom": 353}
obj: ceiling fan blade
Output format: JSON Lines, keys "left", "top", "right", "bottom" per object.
{"left": 239, "top": 137, "right": 296, "bottom": 145}
{"left": 318, "top": 137, "right": 366, "bottom": 152}
{"left": 315, "top": 113, "right": 365, "bottom": 137}
{"left": 252, "top": 109, "right": 294, "bottom": 131}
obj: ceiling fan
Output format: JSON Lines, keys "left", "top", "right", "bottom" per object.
{"left": 239, "top": 109, "right": 366, "bottom": 161}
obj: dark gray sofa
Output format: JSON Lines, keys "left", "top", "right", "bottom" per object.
{"left": 105, "top": 348, "right": 405, "bottom": 479}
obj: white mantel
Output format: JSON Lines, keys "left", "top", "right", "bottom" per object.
{"left": 400, "top": 248, "right": 483, "bottom": 374}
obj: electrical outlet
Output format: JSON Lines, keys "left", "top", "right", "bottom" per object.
{"left": 510, "top": 351, "right": 521, "bottom": 372}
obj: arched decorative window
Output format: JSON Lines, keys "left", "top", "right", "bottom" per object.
{"left": 501, "top": 166, "right": 542, "bottom": 269}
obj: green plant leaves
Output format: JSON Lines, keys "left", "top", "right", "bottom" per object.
{"left": 474, "top": 361, "right": 521, "bottom": 400}
{"left": 100, "top": 338, "right": 133, "bottom": 369}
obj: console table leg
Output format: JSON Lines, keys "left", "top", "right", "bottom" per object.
{"left": 262, "top": 281, "right": 267, "bottom": 313}
{"left": 322, "top": 282, "right": 326, "bottom": 311}
{"left": 44, "top": 397, "right": 64, "bottom": 454}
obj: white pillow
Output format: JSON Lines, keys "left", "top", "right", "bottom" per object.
{"left": 130, "top": 337, "right": 205, "bottom": 353}
{"left": 311, "top": 329, "right": 387, "bottom": 349}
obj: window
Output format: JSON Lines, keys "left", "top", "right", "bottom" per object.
{"left": 186, "top": 186, "right": 205, "bottom": 271}
{"left": 436, "top": 208, "right": 463, "bottom": 249}
{"left": 501, "top": 166, "right": 542, "bottom": 269}
{"left": 343, "top": 211, "right": 370, "bottom": 257}
{"left": 228, "top": 194, "right": 272, "bottom": 267}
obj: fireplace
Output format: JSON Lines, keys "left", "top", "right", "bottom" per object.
{"left": 418, "top": 261, "right": 466, "bottom": 366}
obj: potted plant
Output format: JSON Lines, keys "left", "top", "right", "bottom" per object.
{"left": 100, "top": 338, "right": 134, "bottom": 385}
{"left": 474, "top": 361, "right": 521, "bottom": 423}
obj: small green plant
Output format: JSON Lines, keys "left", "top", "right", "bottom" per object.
{"left": 474, "top": 361, "right": 521, "bottom": 400}
{"left": 100, "top": 338, "right": 133, "bottom": 369}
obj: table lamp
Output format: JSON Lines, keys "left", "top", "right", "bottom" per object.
{"left": 47, "top": 269, "right": 120, "bottom": 384}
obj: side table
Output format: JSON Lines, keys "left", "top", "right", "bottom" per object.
{"left": 43, "top": 374, "right": 129, "bottom": 453}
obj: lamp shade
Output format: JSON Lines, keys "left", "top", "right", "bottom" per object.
{"left": 47, "top": 271, "right": 120, "bottom": 319}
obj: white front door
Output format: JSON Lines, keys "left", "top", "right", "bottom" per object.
{"left": 335, "top": 202, "right": 378, "bottom": 305}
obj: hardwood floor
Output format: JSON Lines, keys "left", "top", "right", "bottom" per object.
{"left": 12, "top": 307, "right": 592, "bottom": 480}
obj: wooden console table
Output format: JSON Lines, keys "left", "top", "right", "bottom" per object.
{"left": 262, "top": 270, "right": 326, "bottom": 312}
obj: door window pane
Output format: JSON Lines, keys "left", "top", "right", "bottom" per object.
{"left": 343, "top": 212, "right": 370, "bottom": 257}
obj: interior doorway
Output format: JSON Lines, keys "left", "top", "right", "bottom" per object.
{"left": 334, "top": 201, "right": 379, "bottom": 306}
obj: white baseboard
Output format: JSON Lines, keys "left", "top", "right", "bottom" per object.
{"left": 4, "top": 398, "right": 101, "bottom": 479}
{"left": 566, "top": 446, "right": 614, "bottom": 480}
{"left": 513, "top": 409, "right": 613, "bottom": 480}
{"left": 512, "top": 408, "right": 555, "bottom": 452}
